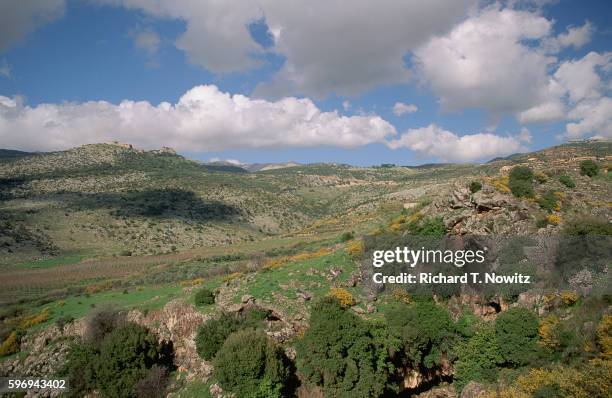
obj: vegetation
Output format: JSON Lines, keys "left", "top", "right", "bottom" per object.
{"left": 559, "top": 174, "right": 576, "bottom": 188}
{"left": 296, "top": 297, "right": 397, "bottom": 397}
{"left": 213, "top": 329, "right": 291, "bottom": 398}
{"left": 495, "top": 307, "right": 539, "bottom": 367}
{"left": 508, "top": 166, "right": 535, "bottom": 198}
{"left": 580, "top": 159, "right": 599, "bottom": 177}
{"left": 194, "top": 287, "right": 215, "bottom": 306}
{"left": 537, "top": 190, "right": 560, "bottom": 212}
{"left": 469, "top": 181, "right": 482, "bottom": 193}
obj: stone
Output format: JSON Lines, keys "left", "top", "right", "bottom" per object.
{"left": 241, "top": 294, "right": 255, "bottom": 304}
{"left": 460, "top": 381, "right": 486, "bottom": 398}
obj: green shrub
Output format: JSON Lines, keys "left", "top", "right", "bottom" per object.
{"left": 469, "top": 181, "right": 482, "bottom": 193}
{"left": 495, "top": 307, "right": 539, "bottom": 367}
{"left": 386, "top": 301, "right": 456, "bottom": 369}
{"left": 213, "top": 329, "right": 290, "bottom": 398}
{"left": 537, "top": 191, "right": 559, "bottom": 213}
{"left": 296, "top": 297, "right": 397, "bottom": 397}
{"left": 194, "top": 288, "right": 215, "bottom": 306}
{"left": 409, "top": 217, "right": 447, "bottom": 237}
{"left": 558, "top": 175, "right": 576, "bottom": 188}
{"left": 96, "top": 323, "right": 162, "bottom": 398}
{"left": 509, "top": 166, "right": 534, "bottom": 182}
{"left": 195, "top": 312, "right": 241, "bottom": 360}
{"left": 508, "top": 166, "right": 535, "bottom": 198}
{"left": 195, "top": 308, "right": 269, "bottom": 361}
{"left": 61, "top": 342, "right": 99, "bottom": 397}
{"left": 580, "top": 160, "right": 599, "bottom": 177}
{"left": 454, "top": 324, "right": 503, "bottom": 392}
{"left": 563, "top": 216, "right": 612, "bottom": 236}
{"left": 338, "top": 231, "right": 355, "bottom": 242}
{"left": 55, "top": 315, "right": 75, "bottom": 329}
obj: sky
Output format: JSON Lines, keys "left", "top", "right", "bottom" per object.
{"left": 0, "top": 0, "right": 610, "bottom": 166}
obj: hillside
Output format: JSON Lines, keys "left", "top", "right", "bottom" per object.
{"left": 0, "top": 140, "right": 610, "bottom": 397}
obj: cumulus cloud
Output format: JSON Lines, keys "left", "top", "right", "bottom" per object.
{"left": 0, "top": 85, "right": 396, "bottom": 152}
{"left": 0, "top": 0, "right": 66, "bottom": 52}
{"left": 413, "top": 5, "right": 553, "bottom": 114}
{"left": 393, "top": 102, "right": 418, "bottom": 116}
{"left": 545, "top": 21, "right": 594, "bottom": 51}
{"left": 98, "top": 0, "right": 473, "bottom": 97}
{"left": 566, "top": 97, "right": 612, "bottom": 139}
{"left": 387, "top": 124, "right": 528, "bottom": 162}
{"left": 209, "top": 157, "right": 243, "bottom": 165}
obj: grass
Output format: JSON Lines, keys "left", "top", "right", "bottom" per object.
{"left": 233, "top": 249, "right": 359, "bottom": 315}
{"left": 18, "top": 254, "right": 88, "bottom": 269}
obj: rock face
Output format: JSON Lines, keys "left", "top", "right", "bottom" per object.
{"left": 460, "top": 381, "right": 486, "bottom": 398}
{"left": 128, "top": 299, "right": 213, "bottom": 378}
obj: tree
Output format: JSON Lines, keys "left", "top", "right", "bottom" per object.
{"left": 580, "top": 160, "right": 599, "bottom": 177}
{"left": 469, "top": 181, "right": 482, "bottom": 193}
{"left": 495, "top": 307, "right": 539, "bottom": 366}
{"left": 296, "top": 297, "right": 397, "bottom": 397}
{"left": 213, "top": 329, "right": 291, "bottom": 398}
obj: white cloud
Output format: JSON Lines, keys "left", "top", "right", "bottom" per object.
{"left": 98, "top": 0, "right": 474, "bottom": 96}
{"left": 342, "top": 100, "right": 350, "bottom": 112}
{"left": 554, "top": 51, "right": 611, "bottom": 103}
{"left": 517, "top": 100, "right": 566, "bottom": 123}
{"left": 387, "top": 124, "right": 527, "bottom": 162}
{"left": 0, "top": 85, "right": 396, "bottom": 152}
{"left": 413, "top": 5, "right": 553, "bottom": 114}
{"left": 0, "top": 1, "right": 66, "bottom": 52}
{"left": 209, "top": 157, "right": 243, "bottom": 165}
{"left": 393, "top": 102, "right": 418, "bottom": 116}
{"left": 565, "top": 97, "right": 612, "bottom": 139}
{"left": 552, "top": 21, "right": 594, "bottom": 50}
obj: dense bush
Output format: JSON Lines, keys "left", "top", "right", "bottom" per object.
{"left": 213, "top": 329, "right": 291, "bottom": 398}
{"left": 195, "top": 308, "right": 269, "bottom": 361}
{"left": 580, "top": 160, "right": 599, "bottom": 177}
{"left": 195, "top": 312, "right": 241, "bottom": 360}
{"left": 558, "top": 174, "right": 576, "bottom": 188}
{"left": 563, "top": 215, "right": 612, "bottom": 236}
{"left": 133, "top": 365, "right": 169, "bottom": 398}
{"left": 509, "top": 166, "right": 534, "bottom": 182}
{"left": 454, "top": 325, "right": 503, "bottom": 392}
{"left": 495, "top": 307, "right": 539, "bottom": 367}
{"left": 469, "top": 181, "right": 482, "bottom": 193}
{"left": 296, "top": 297, "right": 397, "bottom": 397}
{"left": 537, "top": 191, "right": 559, "bottom": 213}
{"left": 96, "top": 323, "right": 162, "bottom": 397}
{"left": 508, "top": 166, "right": 534, "bottom": 198}
{"left": 386, "top": 301, "right": 456, "bottom": 369}
{"left": 328, "top": 288, "right": 354, "bottom": 308}
{"left": 62, "top": 320, "right": 170, "bottom": 398}
{"left": 194, "top": 287, "right": 215, "bottom": 306}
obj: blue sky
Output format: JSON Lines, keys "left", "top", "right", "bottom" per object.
{"left": 0, "top": 0, "right": 610, "bottom": 166}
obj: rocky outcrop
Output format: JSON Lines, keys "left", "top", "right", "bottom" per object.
{"left": 460, "top": 381, "right": 486, "bottom": 398}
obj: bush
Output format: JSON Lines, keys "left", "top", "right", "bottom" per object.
{"left": 454, "top": 325, "right": 503, "bottom": 392}
{"left": 338, "top": 231, "right": 355, "bottom": 242}
{"left": 509, "top": 166, "right": 534, "bottom": 182}
{"left": 194, "top": 287, "right": 215, "bottom": 306}
{"left": 534, "top": 171, "right": 548, "bottom": 183}
{"left": 213, "top": 329, "right": 291, "bottom": 398}
{"left": 61, "top": 342, "right": 98, "bottom": 397}
{"left": 409, "top": 217, "right": 447, "bottom": 237}
{"left": 55, "top": 315, "right": 75, "bottom": 329}
{"left": 96, "top": 323, "right": 162, "bottom": 398}
{"left": 346, "top": 239, "right": 365, "bottom": 259}
{"left": 508, "top": 166, "right": 535, "bottom": 198}
{"left": 495, "top": 307, "right": 539, "bottom": 367}
{"left": 580, "top": 160, "right": 599, "bottom": 177}
{"left": 386, "top": 301, "right": 455, "bottom": 369}
{"left": 0, "top": 331, "right": 19, "bottom": 357}
{"left": 508, "top": 178, "right": 534, "bottom": 198}
{"left": 537, "top": 191, "right": 560, "bottom": 213}
{"left": 469, "top": 181, "right": 482, "bottom": 193}
{"left": 328, "top": 288, "right": 354, "bottom": 308}
{"left": 563, "top": 215, "right": 612, "bottom": 236}
{"left": 296, "top": 298, "right": 397, "bottom": 397}
{"left": 195, "top": 312, "right": 241, "bottom": 360}
{"left": 195, "top": 307, "right": 269, "bottom": 361}
{"left": 558, "top": 174, "right": 576, "bottom": 188}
